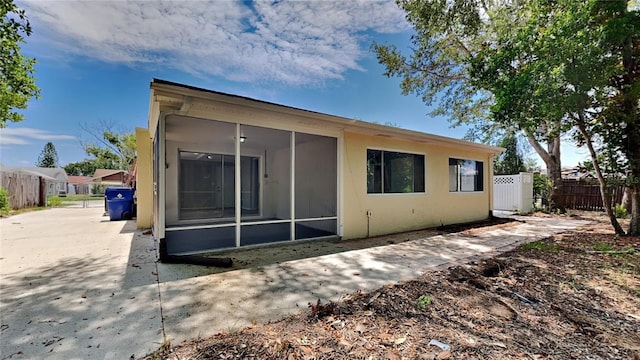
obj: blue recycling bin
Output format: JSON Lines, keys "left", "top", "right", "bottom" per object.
{"left": 105, "top": 187, "right": 135, "bottom": 221}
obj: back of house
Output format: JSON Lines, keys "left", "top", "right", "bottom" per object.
{"left": 135, "top": 79, "right": 503, "bottom": 259}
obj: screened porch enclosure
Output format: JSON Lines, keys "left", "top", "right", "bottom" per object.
{"left": 163, "top": 115, "right": 338, "bottom": 255}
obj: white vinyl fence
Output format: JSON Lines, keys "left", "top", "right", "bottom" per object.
{"left": 493, "top": 172, "right": 533, "bottom": 213}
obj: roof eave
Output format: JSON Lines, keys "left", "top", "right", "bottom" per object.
{"left": 149, "top": 79, "right": 504, "bottom": 155}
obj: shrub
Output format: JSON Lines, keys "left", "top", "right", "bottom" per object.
{"left": 614, "top": 204, "right": 628, "bottom": 219}
{"left": 0, "top": 188, "right": 10, "bottom": 211}
{"left": 48, "top": 197, "right": 62, "bottom": 207}
{"left": 417, "top": 294, "right": 432, "bottom": 310}
{"left": 91, "top": 184, "right": 108, "bottom": 195}
{"left": 533, "top": 173, "right": 551, "bottom": 209}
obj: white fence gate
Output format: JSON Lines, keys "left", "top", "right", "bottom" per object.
{"left": 493, "top": 172, "right": 534, "bottom": 213}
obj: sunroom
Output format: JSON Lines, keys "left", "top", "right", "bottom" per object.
{"left": 149, "top": 81, "right": 341, "bottom": 256}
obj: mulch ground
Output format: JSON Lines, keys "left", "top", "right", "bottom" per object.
{"left": 144, "top": 213, "right": 640, "bottom": 360}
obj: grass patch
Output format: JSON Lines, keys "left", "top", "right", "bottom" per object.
{"left": 521, "top": 240, "right": 558, "bottom": 252}
{"left": 593, "top": 242, "right": 616, "bottom": 252}
{"left": 47, "top": 197, "right": 64, "bottom": 207}
{"left": 592, "top": 243, "right": 636, "bottom": 257}
{"left": 49, "top": 194, "right": 104, "bottom": 203}
{"left": 46, "top": 194, "right": 105, "bottom": 207}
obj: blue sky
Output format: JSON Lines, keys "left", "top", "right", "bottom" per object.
{"left": 0, "top": 0, "right": 588, "bottom": 169}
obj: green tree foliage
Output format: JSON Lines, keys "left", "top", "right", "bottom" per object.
{"left": 376, "top": 0, "right": 638, "bottom": 231}
{"left": 67, "top": 123, "right": 137, "bottom": 176}
{"left": 471, "top": 0, "right": 638, "bottom": 234}
{"left": 83, "top": 130, "right": 136, "bottom": 170}
{"left": 80, "top": 121, "right": 136, "bottom": 170}
{"left": 64, "top": 159, "right": 99, "bottom": 176}
{"left": 373, "top": 0, "right": 567, "bottom": 211}
{"left": 0, "top": 0, "right": 39, "bottom": 127}
{"left": 600, "top": 1, "right": 640, "bottom": 234}
{"left": 36, "top": 142, "right": 58, "bottom": 168}
{"left": 372, "top": 0, "right": 489, "bottom": 127}
{"left": 493, "top": 132, "right": 528, "bottom": 175}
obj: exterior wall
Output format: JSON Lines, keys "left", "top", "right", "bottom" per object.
{"left": 136, "top": 127, "right": 153, "bottom": 229}
{"left": 147, "top": 81, "right": 502, "bottom": 254}
{"left": 341, "top": 131, "right": 492, "bottom": 239}
{"left": 103, "top": 173, "right": 126, "bottom": 183}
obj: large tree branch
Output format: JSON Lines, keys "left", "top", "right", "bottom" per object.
{"left": 525, "top": 131, "right": 553, "bottom": 165}
{"left": 79, "top": 121, "right": 121, "bottom": 156}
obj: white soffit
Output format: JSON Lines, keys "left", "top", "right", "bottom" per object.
{"left": 149, "top": 79, "right": 504, "bottom": 155}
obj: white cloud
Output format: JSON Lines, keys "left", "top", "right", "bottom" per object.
{"left": 21, "top": 0, "right": 408, "bottom": 85}
{"left": 0, "top": 127, "right": 77, "bottom": 146}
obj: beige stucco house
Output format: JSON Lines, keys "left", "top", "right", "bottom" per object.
{"left": 136, "top": 79, "right": 503, "bottom": 260}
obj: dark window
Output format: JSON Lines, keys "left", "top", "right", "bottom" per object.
{"left": 179, "top": 151, "right": 234, "bottom": 220}
{"left": 367, "top": 149, "right": 425, "bottom": 194}
{"left": 449, "top": 158, "right": 484, "bottom": 192}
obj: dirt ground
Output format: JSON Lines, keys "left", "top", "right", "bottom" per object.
{"left": 146, "top": 213, "right": 640, "bottom": 359}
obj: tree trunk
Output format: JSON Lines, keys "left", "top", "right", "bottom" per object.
{"left": 621, "top": 82, "right": 640, "bottom": 235}
{"left": 526, "top": 133, "right": 565, "bottom": 212}
{"left": 617, "top": 3, "right": 640, "bottom": 234}
{"left": 625, "top": 117, "right": 640, "bottom": 235}
{"left": 576, "top": 113, "right": 625, "bottom": 235}
{"left": 629, "top": 185, "right": 640, "bottom": 235}
{"left": 621, "top": 187, "right": 632, "bottom": 212}
{"left": 547, "top": 161, "right": 565, "bottom": 213}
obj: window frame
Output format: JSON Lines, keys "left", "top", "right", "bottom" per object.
{"left": 367, "top": 148, "right": 426, "bottom": 195}
{"left": 448, "top": 157, "right": 484, "bottom": 193}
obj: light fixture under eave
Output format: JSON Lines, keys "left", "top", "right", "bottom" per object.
{"left": 235, "top": 136, "right": 247, "bottom": 143}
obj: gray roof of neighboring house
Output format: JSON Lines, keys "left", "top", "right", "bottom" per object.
{"left": 0, "top": 167, "right": 69, "bottom": 182}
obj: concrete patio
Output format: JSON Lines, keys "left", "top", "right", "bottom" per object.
{"left": 0, "top": 206, "right": 590, "bottom": 359}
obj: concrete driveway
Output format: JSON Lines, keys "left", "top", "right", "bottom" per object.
{"left": 1, "top": 206, "right": 591, "bottom": 359}
{"left": 0, "top": 205, "right": 162, "bottom": 359}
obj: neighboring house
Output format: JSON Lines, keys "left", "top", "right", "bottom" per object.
{"left": 91, "top": 169, "right": 128, "bottom": 187}
{"left": 561, "top": 167, "right": 595, "bottom": 181}
{"left": 89, "top": 169, "right": 128, "bottom": 195}
{"left": 0, "top": 167, "right": 68, "bottom": 197}
{"left": 136, "top": 79, "right": 503, "bottom": 259}
{"left": 67, "top": 175, "right": 92, "bottom": 195}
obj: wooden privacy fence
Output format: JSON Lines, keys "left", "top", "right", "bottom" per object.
{"left": 1, "top": 171, "right": 44, "bottom": 209}
{"left": 561, "top": 180, "right": 625, "bottom": 211}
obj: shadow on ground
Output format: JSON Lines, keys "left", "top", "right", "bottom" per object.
{"left": 0, "top": 224, "right": 162, "bottom": 360}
